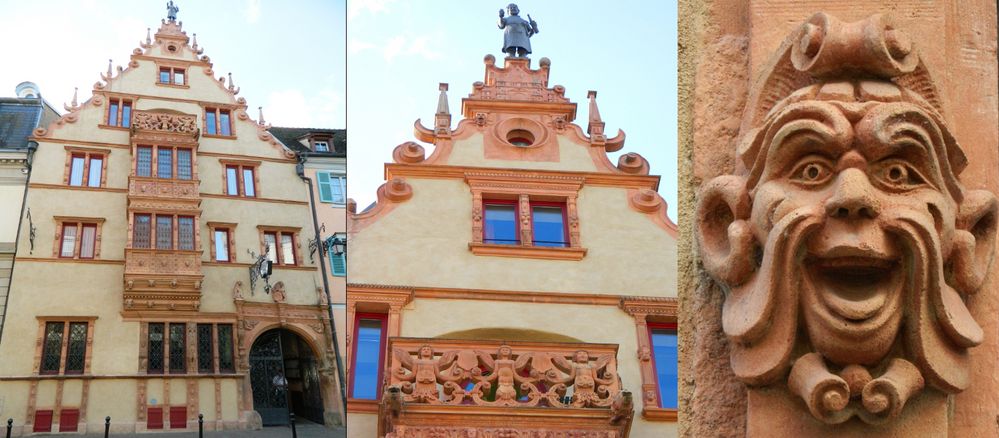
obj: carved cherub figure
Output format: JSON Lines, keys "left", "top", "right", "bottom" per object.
{"left": 392, "top": 345, "right": 458, "bottom": 403}
{"left": 473, "top": 344, "right": 534, "bottom": 406}
{"left": 550, "top": 350, "right": 617, "bottom": 407}
{"left": 696, "top": 13, "right": 997, "bottom": 425}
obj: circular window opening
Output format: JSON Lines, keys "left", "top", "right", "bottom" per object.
{"left": 507, "top": 129, "right": 535, "bottom": 147}
{"left": 167, "top": 45, "right": 178, "bottom": 53}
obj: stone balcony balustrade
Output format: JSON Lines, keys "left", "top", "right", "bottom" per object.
{"left": 378, "top": 338, "right": 634, "bottom": 437}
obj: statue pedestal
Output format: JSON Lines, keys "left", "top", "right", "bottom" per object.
{"left": 747, "top": 387, "right": 948, "bottom": 437}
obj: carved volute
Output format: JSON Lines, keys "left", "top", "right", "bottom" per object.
{"left": 695, "top": 13, "right": 997, "bottom": 426}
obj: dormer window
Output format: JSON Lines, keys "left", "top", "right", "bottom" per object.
{"left": 158, "top": 67, "right": 185, "bottom": 86}
{"left": 314, "top": 141, "right": 329, "bottom": 152}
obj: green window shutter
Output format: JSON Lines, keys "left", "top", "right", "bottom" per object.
{"left": 317, "top": 172, "right": 333, "bottom": 203}
{"left": 330, "top": 252, "right": 346, "bottom": 276}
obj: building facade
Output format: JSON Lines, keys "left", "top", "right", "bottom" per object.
{"left": 0, "top": 18, "right": 341, "bottom": 434}
{"left": 0, "top": 82, "right": 60, "bottom": 338}
{"left": 346, "top": 55, "right": 678, "bottom": 437}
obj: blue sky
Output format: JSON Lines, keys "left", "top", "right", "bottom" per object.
{"left": 347, "top": 0, "right": 678, "bottom": 218}
{"left": 0, "top": 0, "right": 345, "bottom": 129}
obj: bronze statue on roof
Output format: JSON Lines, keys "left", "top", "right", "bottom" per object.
{"left": 498, "top": 3, "right": 539, "bottom": 58}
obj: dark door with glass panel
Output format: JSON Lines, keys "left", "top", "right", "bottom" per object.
{"left": 249, "top": 330, "right": 289, "bottom": 426}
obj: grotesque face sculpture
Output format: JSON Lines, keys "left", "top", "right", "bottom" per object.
{"left": 696, "top": 13, "right": 997, "bottom": 425}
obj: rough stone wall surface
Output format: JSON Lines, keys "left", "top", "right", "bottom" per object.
{"left": 680, "top": 0, "right": 998, "bottom": 436}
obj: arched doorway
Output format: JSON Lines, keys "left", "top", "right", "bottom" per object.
{"left": 249, "top": 329, "right": 325, "bottom": 426}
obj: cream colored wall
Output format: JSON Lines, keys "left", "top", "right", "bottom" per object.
{"left": 0, "top": 158, "right": 27, "bottom": 243}
{"left": 108, "top": 59, "right": 235, "bottom": 105}
{"left": 446, "top": 132, "right": 599, "bottom": 172}
{"left": 350, "top": 178, "right": 676, "bottom": 297}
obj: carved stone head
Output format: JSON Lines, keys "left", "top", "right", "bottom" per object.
{"left": 418, "top": 345, "right": 433, "bottom": 359}
{"left": 696, "top": 13, "right": 997, "bottom": 425}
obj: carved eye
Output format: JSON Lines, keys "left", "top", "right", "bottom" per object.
{"left": 790, "top": 158, "right": 833, "bottom": 185}
{"left": 875, "top": 160, "right": 927, "bottom": 190}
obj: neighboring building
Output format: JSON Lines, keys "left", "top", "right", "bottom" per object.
{"left": 0, "top": 82, "right": 60, "bottom": 339}
{"left": 0, "top": 16, "right": 341, "bottom": 435}
{"left": 346, "top": 55, "right": 678, "bottom": 436}
{"left": 269, "top": 125, "right": 348, "bottom": 421}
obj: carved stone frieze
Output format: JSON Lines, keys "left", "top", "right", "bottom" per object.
{"left": 694, "top": 13, "right": 997, "bottom": 427}
{"left": 129, "top": 177, "right": 200, "bottom": 200}
{"left": 125, "top": 250, "right": 202, "bottom": 276}
{"left": 132, "top": 110, "right": 198, "bottom": 135}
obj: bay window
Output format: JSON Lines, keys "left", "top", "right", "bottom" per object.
{"left": 131, "top": 214, "right": 199, "bottom": 251}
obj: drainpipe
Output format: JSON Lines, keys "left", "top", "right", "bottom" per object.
{"left": 296, "top": 152, "right": 347, "bottom": 411}
{"left": 0, "top": 140, "right": 37, "bottom": 344}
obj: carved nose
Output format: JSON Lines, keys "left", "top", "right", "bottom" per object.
{"left": 825, "top": 169, "right": 880, "bottom": 220}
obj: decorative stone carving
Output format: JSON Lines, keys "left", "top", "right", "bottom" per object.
{"left": 271, "top": 281, "right": 286, "bottom": 303}
{"left": 616, "top": 152, "right": 649, "bottom": 175}
{"left": 381, "top": 178, "right": 414, "bottom": 202}
{"left": 132, "top": 110, "right": 198, "bottom": 135}
{"left": 392, "top": 142, "right": 426, "bottom": 164}
{"left": 695, "top": 13, "right": 997, "bottom": 426}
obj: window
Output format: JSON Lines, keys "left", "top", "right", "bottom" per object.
{"left": 135, "top": 145, "right": 194, "bottom": 180}
{"left": 65, "top": 149, "right": 106, "bottom": 187}
{"left": 223, "top": 162, "right": 257, "bottom": 197}
{"left": 349, "top": 313, "right": 387, "bottom": 400}
{"left": 214, "top": 229, "right": 230, "bottom": 261}
{"left": 531, "top": 202, "right": 568, "bottom": 247}
{"left": 329, "top": 234, "right": 346, "bottom": 277}
{"left": 147, "top": 322, "right": 186, "bottom": 374}
{"left": 107, "top": 97, "right": 132, "bottom": 127}
{"left": 314, "top": 141, "right": 329, "bottom": 152}
{"left": 158, "top": 66, "right": 185, "bottom": 85}
{"left": 205, "top": 108, "right": 232, "bottom": 136}
{"left": 483, "top": 200, "right": 518, "bottom": 245}
{"left": 132, "top": 214, "right": 198, "bottom": 251}
{"left": 39, "top": 320, "right": 91, "bottom": 375}
{"left": 259, "top": 228, "right": 299, "bottom": 266}
{"left": 648, "top": 323, "right": 678, "bottom": 409}
{"left": 195, "top": 323, "right": 235, "bottom": 374}
{"left": 317, "top": 172, "right": 346, "bottom": 204}
{"left": 55, "top": 220, "right": 103, "bottom": 259}
{"left": 208, "top": 222, "right": 236, "bottom": 263}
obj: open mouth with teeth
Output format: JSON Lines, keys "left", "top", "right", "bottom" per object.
{"left": 806, "top": 251, "right": 903, "bottom": 321}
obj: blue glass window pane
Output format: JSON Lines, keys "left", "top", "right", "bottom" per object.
{"left": 242, "top": 168, "right": 255, "bottom": 196}
{"left": 159, "top": 69, "right": 170, "bottom": 83}
{"left": 226, "top": 167, "right": 239, "bottom": 195}
{"left": 157, "top": 149, "right": 172, "bottom": 179}
{"left": 121, "top": 102, "right": 131, "bottom": 128}
{"left": 87, "top": 157, "right": 102, "bottom": 187}
{"left": 108, "top": 102, "right": 119, "bottom": 126}
{"left": 220, "top": 112, "right": 231, "bottom": 136}
{"left": 532, "top": 206, "right": 567, "bottom": 247}
{"left": 136, "top": 147, "right": 152, "bottom": 177}
{"left": 69, "top": 156, "right": 85, "bottom": 186}
{"left": 156, "top": 216, "right": 173, "bottom": 249}
{"left": 206, "top": 111, "right": 217, "bottom": 135}
{"left": 484, "top": 204, "right": 517, "bottom": 245}
{"left": 352, "top": 319, "right": 384, "bottom": 399}
{"left": 651, "top": 328, "right": 678, "bottom": 409}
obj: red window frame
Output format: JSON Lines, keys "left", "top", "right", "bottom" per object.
{"left": 348, "top": 313, "right": 388, "bottom": 400}
{"left": 482, "top": 199, "right": 520, "bottom": 245}
{"left": 224, "top": 164, "right": 257, "bottom": 197}
{"left": 528, "top": 200, "right": 569, "bottom": 247}
{"left": 40, "top": 322, "right": 64, "bottom": 375}
{"left": 205, "top": 108, "right": 233, "bottom": 136}
{"left": 647, "top": 322, "right": 678, "bottom": 409}
{"left": 67, "top": 152, "right": 105, "bottom": 187}
{"left": 107, "top": 97, "right": 132, "bottom": 127}
{"left": 136, "top": 145, "right": 193, "bottom": 180}
{"left": 262, "top": 230, "right": 297, "bottom": 266}
{"left": 59, "top": 223, "right": 77, "bottom": 258}
{"left": 79, "top": 224, "right": 97, "bottom": 259}
{"left": 214, "top": 228, "right": 232, "bottom": 262}
{"left": 158, "top": 67, "right": 185, "bottom": 85}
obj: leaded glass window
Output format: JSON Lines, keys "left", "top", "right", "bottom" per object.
{"left": 41, "top": 322, "right": 64, "bottom": 374}
{"left": 169, "top": 323, "right": 186, "bottom": 373}
{"left": 134, "top": 215, "right": 151, "bottom": 249}
{"left": 137, "top": 146, "right": 153, "bottom": 177}
{"left": 148, "top": 323, "right": 165, "bottom": 373}
{"left": 178, "top": 217, "right": 194, "bottom": 251}
{"left": 156, "top": 216, "right": 173, "bottom": 250}
{"left": 157, "top": 149, "right": 173, "bottom": 179}
{"left": 65, "top": 322, "right": 88, "bottom": 374}
{"left": 197, "top": 324, "right": 213, "bottom": 373}
{"left": 218, "top": 324, "right": 234, "bottom": 373}
{"left": 177, "top": 149, "right": 192, "bottom": 180}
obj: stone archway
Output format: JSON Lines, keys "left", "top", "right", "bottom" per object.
{"left": 248, "top": 328, "right": 325, "bottom": 426}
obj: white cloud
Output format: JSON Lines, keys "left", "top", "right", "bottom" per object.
{"left": 382, "top": 34, "right": 441, "bottom": 62}
{"left": 348, "top": 38, "right": 376, "bottom": 54}
{"left": 265, "top": 83, "right": 344, "bottom": 129}
{"left": 245, "top": 0, "right": 262, "bottom": 24}
{"left": 349, "top": 0, "right": 396, "bottom": 19}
